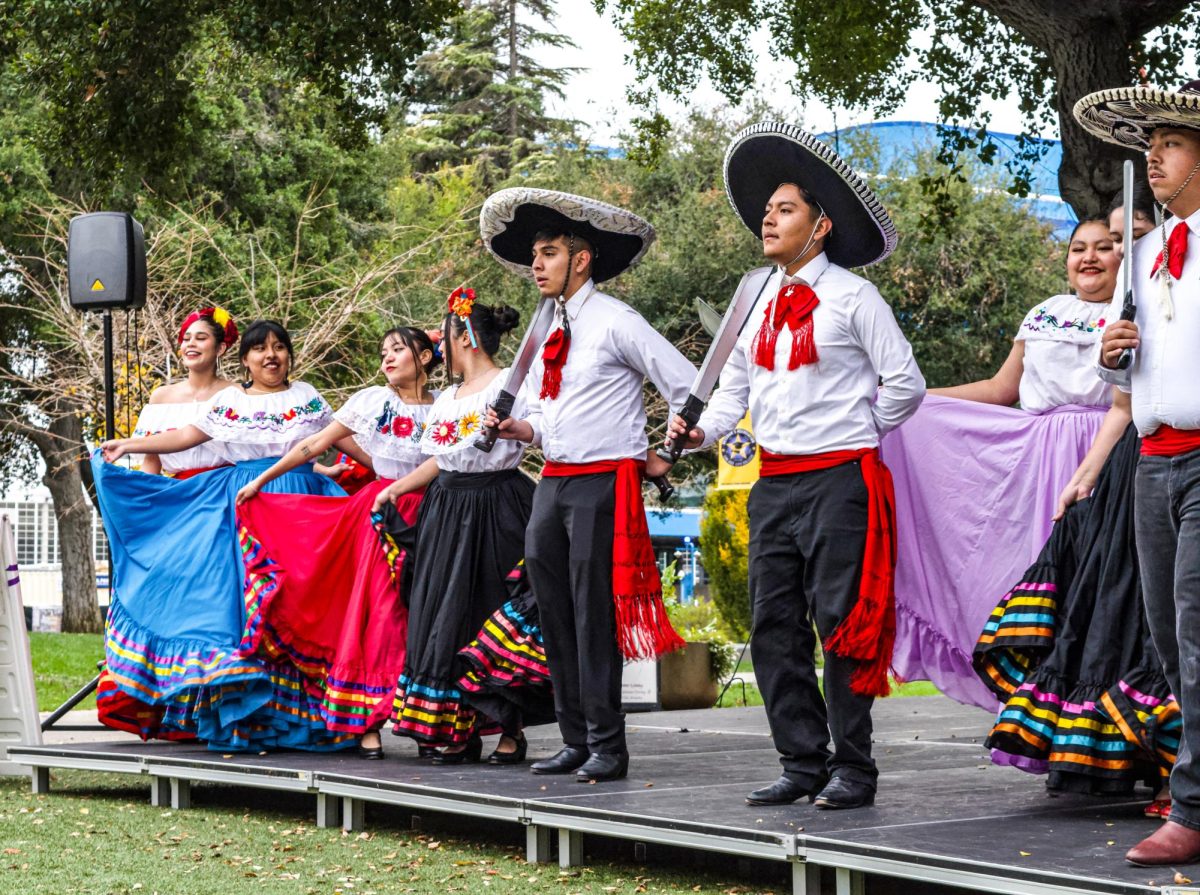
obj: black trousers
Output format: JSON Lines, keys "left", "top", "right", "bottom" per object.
{"left": 747, "top": 463, "right": 878, "bottom": 788}
{"left": 525, "top": 472, "right": 625, "bottom": 753}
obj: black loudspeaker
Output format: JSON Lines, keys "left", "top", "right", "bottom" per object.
{"left": 67, "top": 212, "right": 147, "bottom": 311}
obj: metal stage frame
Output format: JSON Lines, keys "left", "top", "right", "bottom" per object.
{"left": 6, "top": 700, "right": 1192, "bottom": 895}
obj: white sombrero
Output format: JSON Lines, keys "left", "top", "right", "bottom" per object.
{"left": 723, "top": 121, "right": 897, "bottom": 268}
{"left": 480, "top": 188, "right": 656, "bottom": 282}
{"left": 1074, "top": 81, "right": 1200, "bottom": 150}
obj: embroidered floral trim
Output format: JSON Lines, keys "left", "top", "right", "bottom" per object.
{"left": 372, "top": 402, "right": 426, "bottom": 445}
{"left": 1023, "top": 307, "right": 1107, "bottom": 336}
{"left": 423, "top": 411, "right": 487, "bottom": 449}
{"left": 429, "top": 419, "right": 458, "bottom": 446}
{"left": 208, "top": 396, "right": 326, "bottom": 430}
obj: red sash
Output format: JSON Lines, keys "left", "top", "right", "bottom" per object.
{"left": 1141, "top": 424, "right": 1200, "bottom": 457}
{"left": 760, "top": 447, "right": 897, "bottom": 697}
{"left": 171, "top": 464, "right": 231, "bottom": 480}
{"left": 541, "top": 459, "right": 685, "bottom": 660}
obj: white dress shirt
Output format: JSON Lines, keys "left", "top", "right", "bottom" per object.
{"left": 522, "top": 280, "right": 697, "bottom": 463}
{"left": 1098, "top": 207, "right": 1200, "bottom": 434}
{"left": 697, "top": 253, "right": 926, "bottom": 453}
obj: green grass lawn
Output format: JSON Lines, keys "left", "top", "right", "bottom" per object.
{"left": 0, "top": 770, "right": 784, "bottom": 895}
{"left": 29, "top": 632, "right": 103, "bottom": 712}
{"left": 716, "top": 677, "right": 938, "bottom": 708}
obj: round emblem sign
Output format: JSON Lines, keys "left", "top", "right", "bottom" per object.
{"left": 720, "top": 429, "right": 757, "bottom": 467}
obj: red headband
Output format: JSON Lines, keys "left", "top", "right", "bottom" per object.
{"left": 178, "top": 307, "right": 238, "bottom": 348}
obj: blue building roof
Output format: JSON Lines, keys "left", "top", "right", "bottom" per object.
{"left": 817, "top": 121, "right": 1077, "bottom": 239}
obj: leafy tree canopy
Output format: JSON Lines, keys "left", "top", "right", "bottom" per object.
{"left": 597, "top": 0, "right": 1200, "bottom": 218}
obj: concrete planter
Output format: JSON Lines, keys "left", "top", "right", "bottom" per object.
{"left": 658, "top": 641, "right": 719, "bottom": 710}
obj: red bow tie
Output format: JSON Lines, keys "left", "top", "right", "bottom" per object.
{"left": 751, "top": 283, "right": 820, "bottom": 371}
{"left": 1151, "top": 220, "right": 1189, "bottom": 280}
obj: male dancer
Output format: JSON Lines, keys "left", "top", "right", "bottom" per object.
{"left": 668, "top": 122, "right": 925, "bottom": 809}
{"left": 1082, "top": 81, "right": 1200, "bottom": 865}
{"left": 481, "top": 188, "right": 696, "bottom": 782}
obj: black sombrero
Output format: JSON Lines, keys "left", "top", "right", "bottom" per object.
{"left": 1074, "top": 81, "right": 1200, "bottom": 150}
{"left": 480, "top": 188, "right": 655, "bottom": 283}
{"left": 724, "top": 121, "right": 897, "bottom": 268}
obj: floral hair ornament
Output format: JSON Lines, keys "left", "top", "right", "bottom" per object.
{"left": 178, "top": 306, "right": 238, "bottom": 348}
{"left": 448, "top": 286, "right": 479, "bottom": 350}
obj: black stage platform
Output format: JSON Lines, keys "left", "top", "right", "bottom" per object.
{"left": 7, "top": 697, "right": 1192, "bottom": 895}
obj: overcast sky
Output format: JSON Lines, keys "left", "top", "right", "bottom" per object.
{"left": 539, "top": 1, "right": 1045, "bottom": 149}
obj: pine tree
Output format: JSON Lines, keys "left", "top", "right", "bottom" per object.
{"left": 403, "top": 0, "right": 579, "bottom": 179}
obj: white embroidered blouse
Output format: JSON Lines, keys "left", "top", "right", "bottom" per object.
{"left": 1015, "top": 293, "right": 1113, "bottom": 413}
{"left": 132, "top": 399, "right": 228, "bottom": 474}
{"left": 195, "top": 381, "right": 333, "bottom": 462}
{"left": 333, "top": 385, "right": 439, "bottom": 480}
{"left": 419, "top": 370, "right": 525, "bottom": 473}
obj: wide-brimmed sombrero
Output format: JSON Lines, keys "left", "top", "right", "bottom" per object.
{"left": 1074, "top": 81, "right": 1200, "bottom": 150}
{"left": 723, "top": 121, "right": 897, "bottom": 268}
{"left": 480, "top": 188, "right": 655, "bottom": 282}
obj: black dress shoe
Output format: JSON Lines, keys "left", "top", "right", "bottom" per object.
{"left": 575, "top": 751, "right": 629, "bottom": 782}
{"left": 488, "top": 734, "right": 528, "bottom": 765}
{"left": 417, "top": 744, "right": 440, "bottom": 759}
{"left": 431, "top": 735, "right": 483, "bottom": 765}
{"left": 357, "top": 743, "right": 385, "bottom": 760}
{"left": 531, "top": 745, "right": 589, "bottom": 775}
{"left": 814, "top": 776, "right": 876, "bottom": 810}
{"left": 746, "top": 775, "right": 827, "bottom": 806}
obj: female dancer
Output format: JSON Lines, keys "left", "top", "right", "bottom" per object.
{"left": 131, "top": 307, "right": 237, "bottom": 476}
{"left": 974, "top": 200, "right": 1179, "bottom": 804}
{"left": 374, "top": 293, "right": 541, "bottom": 764}
{"left": 96, "top": 320, "right": 348, "bottom": 751}
{"left": 882, "top": 219, "right": 1121, "bottom": 709}
{"left": 233, "top": 327, "right": 440, "bottom": 756}
{"left": 97, "top": 306, "right": 238, "bottom": 737}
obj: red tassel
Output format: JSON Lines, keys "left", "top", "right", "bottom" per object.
{"left": 751, "top": 314, "right": 779, "bottom": 371}
{"left": 787, "top": 317, "right": 818, "bottom": 369}
{"left": 614, "top": 591, "right": 686, "bottom": 660}
{"left": 540, "top": 327, "right": 569, "bottom": 399}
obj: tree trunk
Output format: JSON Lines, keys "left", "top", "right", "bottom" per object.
{"left": 29, "top": 398, "right": 102, "bottom": 634}
{"left": 1046, "top": 19, "right": 1142, "bottom": 219}
{"left": 973, "top": 0, "right": 1189, "bottom": 218}
{"left": 508, "top": 0, "right": 519, "bottom": 139}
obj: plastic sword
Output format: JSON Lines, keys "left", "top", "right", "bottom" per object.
{"left": 655, "top": 266, "right": 775, "bottom": 500}
{"left": 1116, "top": 159, "right": 1137, "bottom": 371}
{"left": 474, "top": 296, "right": 557, "bottom": 452}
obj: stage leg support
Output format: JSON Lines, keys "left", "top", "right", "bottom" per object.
{"left": 525, "top": 823, "right": 552, "bottom": 863}
{"left": 792, "top": 861, "right": 821, "bottom": 895}
{"left": 835, "top": 867, "right": 864, "bottom": 895}
{"left": 170, "top": 778, "right": 192, "bottom": 810}
{"left": 30, "top": 767, "right": 49, "bottom": 794}
{"left": 316, "top": 793, "right": 342, "bottom": 829}
{"left": 558, "top": 829, "right": 582, "bottom": 869}
{"left": 342, "top": 797, "right": 364, "bottom": 832}
{"left": 150, "top": 777, "right": 171, "bottom": 808}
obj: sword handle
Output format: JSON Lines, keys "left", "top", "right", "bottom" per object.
{"left": 648, "top": 474, "right": 674, "bottom": 503}
{"left": 657, "top": 394, "right": 707, "bottom": 467}
{"left": 475, "top": 390, "right": 516, "bottom": 453}
{"left": 1115, "top": 297, "right": 1136, "bottom": 371}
